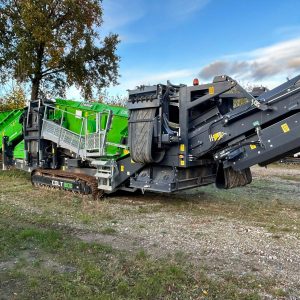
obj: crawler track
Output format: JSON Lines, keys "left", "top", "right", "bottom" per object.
{"left": 31, "top": 169, "right": 103, "bottom": 199}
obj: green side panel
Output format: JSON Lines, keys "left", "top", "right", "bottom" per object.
{"left": 13, "top": 140, "right": 25, "bottom": 159}
{"left": 54, "top": 99, "right": 129, "bottom": 158}
{"left": 0, "top": 109, "right": 23, "bottom": 151}
{"left": 55, "top": 99, "right": 128, "bottom": 118}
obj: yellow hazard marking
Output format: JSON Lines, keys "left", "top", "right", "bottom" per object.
{"left": 180, "top": 144, "right": 185, "bottom": 152}
{"left": 180, "top": 160, "right": 185, "bottom": 166}
{"left": 120, "top": 165, "right": 125, "bottom": 172}
{"left": 281, "top": 123, "right": 290, "bottom": 133}
{"left": 250, "top": 144, "right": 257, "bottom": 150}
{"left": 123, "top": 149, "right": 130, "bottom": 155}
{"left": 212, "top": 132, "right": 225, "bottom": 141}
{"left": 209, "top": 86, "right": 215, "bottom": 95}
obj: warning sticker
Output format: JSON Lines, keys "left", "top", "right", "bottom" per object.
{"left": 75, "top": 110, "right": 82, "bottom": 119}
{"left": 209, "top": 86, "right": 215, "bottom": 95}
{"left": 212, "top": 132, "right": 225, "bottom": 142}
{"left": 281, "top": 123, "right": 290, "bottom": 133}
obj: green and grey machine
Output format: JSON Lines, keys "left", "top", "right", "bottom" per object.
{"left": 2, "top": 74, "right": 300, "bottom": 197}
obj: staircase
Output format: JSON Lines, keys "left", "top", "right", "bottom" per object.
{"left": 91, "top": 160, "right": 117, "bottom": 191}
{"left": 40, "top": 105, "right": 129, "bottom": 192}
{"left": 41, "top": 105, "right": 112, "bottom": 159}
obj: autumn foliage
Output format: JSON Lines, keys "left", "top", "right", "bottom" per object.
{"left": 0, "top": 0, "right": 119, "bottom": 100}
{"left": 0, "top": 86, "right": 26, "bottom": 111}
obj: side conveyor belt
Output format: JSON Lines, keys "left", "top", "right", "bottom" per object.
{"left": 189, "top": 75, "right": 300, "bottom": 160}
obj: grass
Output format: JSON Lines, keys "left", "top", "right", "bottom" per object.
{"left": 107, "top": 178, "right": 300, "bottom": 236}
{"left": 0, "top": 169, "right": 299, "bottom": 299}
{"left": 2, "top": 169, "right": 299, "bottom": 236}
{"left": 0, "top": 213, "right": 267, "bottom": 299}
{"left": 137, "top": 178, "right": 300, "bottom": 235}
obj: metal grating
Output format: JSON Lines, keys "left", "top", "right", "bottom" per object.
{"left": 41, "top": 119, "right": 106, "bottom": 157}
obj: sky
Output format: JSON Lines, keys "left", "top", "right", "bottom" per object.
{"left": 78, "top": 0, "right": 300, "bottom": 99}
{"left": 2, "top": 0, "right": 299, "bottom": 99}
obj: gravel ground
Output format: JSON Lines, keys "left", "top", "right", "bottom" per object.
{"left": 1, "top": 164, "right": 300, "bottom": 297}
{"left": 251, "top": 164, "right": 300, "bottom": 177}
{"left": 75, "top": 165, "right": 300, "bottom": 292}
{"left": 78, "top": 209, "right": 300, "bottom": 291}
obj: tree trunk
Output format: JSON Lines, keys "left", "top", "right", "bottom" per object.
{"left": 30, "top": 43, "right": 45, "bottom": 101}
{"left": 31, "top": 77, "right": 40, "bottom": 100}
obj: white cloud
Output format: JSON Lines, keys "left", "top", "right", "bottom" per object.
{"left": 167, "top": 0, "right": 211, "bottom": 19}
{"left": 107, "top": 68, "right": 199, "bottom": 97}
{"left": 100, "top": 0, "right": 147, "bottom": 45}
{"left": 66, "top": 69, "right": 198, "bottom": 99}
{"left": 102, "top": 0, "right": 145, "bottom": 32}
{"left": 199, "top": 37, "right": 300, "bottom": 88}
{"left": 67, "top": 37, "right": 300, "bottom": 99}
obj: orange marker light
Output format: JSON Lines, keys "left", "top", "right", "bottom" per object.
{"left": 193, "top": 78, "right": 199, "bottom": 86}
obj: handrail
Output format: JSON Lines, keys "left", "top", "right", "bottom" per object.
{"left": 42, "top": 104, "right": 125, "bottom": 158}
{"left": 44, "top": 103, "right": 113, "bottom": 119}
{"left": 57, "top": 110, "right": 65, "bottom": 146}
{"left": 78, "top": 117, "right": 84, "bottom": 157}
{"left": 44, "top": 104, "right": 85, "bottom": 120}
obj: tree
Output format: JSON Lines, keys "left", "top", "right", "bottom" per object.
{"left": 0, "top": 0, "right": 120, "bottom": 100}
{"left": 0, "top": 85, "right": 26, "bottom": 111}
{"left": 93, "top": 89, "right": 127, "bottom": 107}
